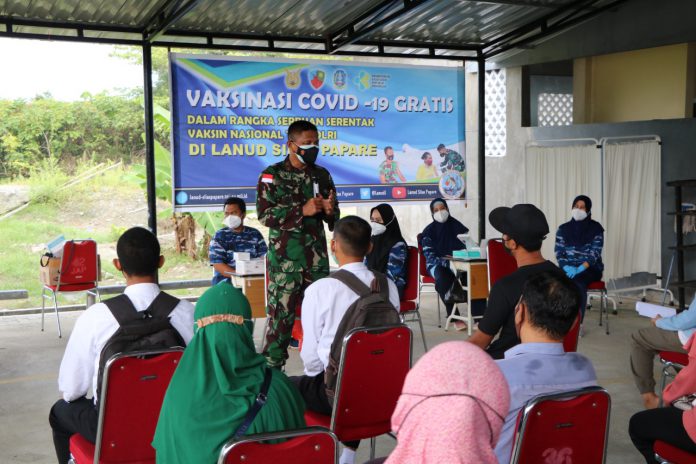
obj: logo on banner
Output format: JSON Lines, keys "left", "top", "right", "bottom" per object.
{"left": 392, "top": 187, "right": 407, "bottom": 199}
{"left": 176, "top": 191, "right": 189, "bottom": 204}
{"left": 360, "top": 188, "right": 372, "bottom": 200}
{"left": 439, "top": 170, "right": 466, "bottom": 199}
{"left": 285, "top": 69, "right": 301, "bottom": 89}
{"left": 310, "top": 70, "right": 326, "bottom": 90}
{"left": 333, "top": 69, "right": 347, "bottom": 90}
{"left": 355, "top": 71, "right": 371, "bottom": 90}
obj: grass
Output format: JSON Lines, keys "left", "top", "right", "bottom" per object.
{"left": 0, "top": 163, "right": 212, "bottom": 310}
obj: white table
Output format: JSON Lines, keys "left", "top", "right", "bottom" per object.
{"left": 444, "top": 257, "right": 489, "bottom": 335}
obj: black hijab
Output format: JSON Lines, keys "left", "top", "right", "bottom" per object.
{"left": 558, "top": 195, "right": 604, "bottom": 247}
{"left": 366, "top": 204, "right": 406, "bottom": 273}
{"left": 421, "top": 198, "right": 468, "bottom": 257}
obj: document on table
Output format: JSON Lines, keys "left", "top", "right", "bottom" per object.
{"left": 635, "top": 302, "right": 676, "bottom": 319}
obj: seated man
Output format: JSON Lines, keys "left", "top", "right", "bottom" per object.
{"left": 469, "top": 204, "right": 564, "bottom": 359}
{"left": 48, "top": 227, "right": 195, "bottom": 464}
{"left": 630, "top": 296, "right": 696, "bottom": 409}
{"left": 209, "top": 196, "right": 267, "bottom": 285}
{"left": 290, "top": 215, "right": 400, "bottom": 464}
{"left": 495, "top": 271, "right": 598, "bottom": 463}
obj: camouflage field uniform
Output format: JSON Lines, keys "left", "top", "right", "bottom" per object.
{"left": 379, "top": 160, "right": 400, "bottom": 183}
{"left": 256, "top": 157, "right": 340, "bottom": 367}
{"left": 208, "top": 226, "right": 267, "bottom": 285}
{"left": 440, "top": 149, "right": 466, "bottom": 172}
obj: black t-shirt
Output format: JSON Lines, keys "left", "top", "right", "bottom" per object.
{"left": 478, "top": 260, "right": 563, "bottom": 359}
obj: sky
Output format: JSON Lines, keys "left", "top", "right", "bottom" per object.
{"left": 0, "top": 38, "right": 144, "bottom": 101}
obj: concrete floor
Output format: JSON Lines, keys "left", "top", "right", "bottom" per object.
{"left": 0, "top": 292, "right": 662, "bottom": 463}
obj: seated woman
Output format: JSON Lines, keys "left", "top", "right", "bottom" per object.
{"left": 420, "top": 198, "right": 468, "bottom": 329}
{"left": 555, "top": 195, "right": 604, "bottom": 320}
{"left": 629, "top": 333, "right": 696, "bottom": 463}
{"left": 367, "top": 341, "right": 510, "bottom": 464}
{"left": 152, "top": 282, "right": 305, "bottom": 464}
{"left": 366, "top": 203, "right": 408, "bottom": 299}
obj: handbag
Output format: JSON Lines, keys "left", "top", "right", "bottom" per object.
{"left": 672, "top": 394, "right": 696, "bottom": 411}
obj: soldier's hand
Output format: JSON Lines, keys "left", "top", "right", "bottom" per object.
{"left": 322, "top": 190, "right": 336, "bottom": 215}
{"left": 302, "top": 197, "right": 323, "bottom": 216}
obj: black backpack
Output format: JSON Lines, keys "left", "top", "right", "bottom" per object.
{"left": 324, "top": 270, "right": 401, "bottom": 402}
{"left": 96, "top": 292, "right": 185, "bottom": 401}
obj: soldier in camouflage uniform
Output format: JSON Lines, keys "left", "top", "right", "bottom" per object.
{"left": 437, "top": 143, "right": 466, "bottom": 172}
{"left": 256, "top": 120, "right": 340, "bottom": 368}
{"left": 209, "top": 196, "right": 267, "bottom": 285}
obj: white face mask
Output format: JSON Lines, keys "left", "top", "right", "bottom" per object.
{"left": 223, "top": 214, "right": 242, "bottom": 230}
{"left": 571, "top": 208, "right": 588, "bottom": 222}
{"left": 433, "top": 210, "right": 449, "bottom": 223}
{"left": 371, "top": 222, "right": 387, "bottom": 236}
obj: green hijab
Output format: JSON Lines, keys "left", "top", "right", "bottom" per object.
{"left": 152, "top": 282, "right": 305, "bottom": 464}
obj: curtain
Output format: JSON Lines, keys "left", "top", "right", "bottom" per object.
{"left": 525, "top": 144, "right": 602, "bottom": 264}
{"left": 603, "top": 141, "right": 661, "bottom": 279}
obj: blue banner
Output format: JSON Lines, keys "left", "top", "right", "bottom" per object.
{"left": 170, "top": 54, "right": 466, "bottom": 211}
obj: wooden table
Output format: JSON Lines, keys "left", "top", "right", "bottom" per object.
{"left": 445, "top": 257, "right": 489, "bottom": 335}
{"left": 225, "top": 272, "right": 266, "bottom": 319}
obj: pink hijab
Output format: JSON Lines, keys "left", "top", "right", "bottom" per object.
{"left": 385, "top": 342, "right": 510, "bottom": 464}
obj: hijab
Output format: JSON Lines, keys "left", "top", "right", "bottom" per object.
{"left": 385, "top": 342, "right": 510, "bottom": 464}
{"left": 366, "top": 203, "right": 406, "bottom": 273}
{"left": 152, "top": 282, "right": 305, "bottom": 464}
{"left": 558, "top": 195, "right": 604, "bottom": 247}
{"left": 421, "top": 198, "right": 468, "bottom": 257}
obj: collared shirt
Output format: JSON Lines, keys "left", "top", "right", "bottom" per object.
{"left": 300, "top": 262, "right": 401, "bottom": 376}
{"left": 494, "top": 343, "right": 597, "bottom": 463}
{"left": 657, "top": 296, "right": 696, "bottom": 344}
{"left": 57, "top": 283, "right": 195, "bottom": 403}
{"left": 209, "top": 225, "right": 267, "bottom": 284}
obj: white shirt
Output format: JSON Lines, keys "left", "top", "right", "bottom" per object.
{"left": 300, "top": 262, "right": 400, "bottom": 376}
{"left": 57, "top": 283, "right": 195, "bottom": 403}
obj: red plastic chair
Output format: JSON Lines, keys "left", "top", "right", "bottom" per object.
{"left": 588, "top": 281, "right": 611, "bottom": 335}
{"left": 654, "top": 440, "right": 696, "bottom": 464}
{"left": 658, "top": 351, "right": 690, "bottom": 407}
{"left": 218, "top": 426, "right": 338, "bottom": 464}
{"left": 563, "top": 313, "right": 582, "bottom": 352}
{"left": 487, "top": 238, "right": 517, "bottom": 290}
{"left": 42, "top": 239, "right": 100, "bottom": 338}
{"left": 416, "top": 233, "right": 442, "bottom": 327}
{"left": 509, "top": 386, "right": 611, "bottom": 464}
{"left": 304, "top": 325, "right": 412, "bottom": 461}
{"left": 68, "top": 348, "right": 184, "bottom": 464}
{"left": 400, "top": 246, "right": 427, "bottom": 351}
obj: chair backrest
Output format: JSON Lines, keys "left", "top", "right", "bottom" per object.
{"left": 416, "top": 233, "right": 431, "bottom": 279}
{"left": 487, "top": 239, "right": 517, "bottom": 290}
{"left": 218, "top": 427, "right": 338, "bottom": 464}
{"left": 401, "top": 246, "right": 419, "bottom": 304}
{"left": 94, "top": 348, "right": 184, "bottom": 463}
{"left": 510, "top": 386, "right": 611, "bottom": 464}
{"left": 331, "top": 325, "right": 412, "bottom": 442}
{"left": 58, "top": 239, "right": 98, "bottom": 288}
{"left": 563, "top": 313, "right": 582, "bottom": 352}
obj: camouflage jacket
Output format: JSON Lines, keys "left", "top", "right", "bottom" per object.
{"left": 440, "top": 149, "right": 466, "bottom": 171}
{"left": 256, "top": 157, "right": 340, "bottom": 273}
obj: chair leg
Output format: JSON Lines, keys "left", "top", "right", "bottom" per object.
{"left": 52, "top": 292, "right": 62, "bottom": 338}
{"left": 416, "top": 311, "right": 427, "bottom": 352}
{"left": 658, "top": 365, "right": 669, "bottom": 408}
{"left": 603, "top": 290, "right": 609, "bottom": 335}
{"left": 370, "top": 437, "right": 376, "bottom": 460}
{"left": 436, "top": 296, "right": 442, "bottom": 328}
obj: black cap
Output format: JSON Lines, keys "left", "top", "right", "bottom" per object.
{"left": 489, "top": 204, "right": 549, "bottom": 248}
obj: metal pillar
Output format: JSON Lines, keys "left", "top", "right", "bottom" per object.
{"left": 477, "top": 54, "right": 486, "bottom": 240}
{"left": 142, "top": 42, "right": 157, "bottom": 235}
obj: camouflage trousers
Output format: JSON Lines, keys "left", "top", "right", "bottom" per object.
{"left": 263, "top": 266, "right": 328, "bottom": 368}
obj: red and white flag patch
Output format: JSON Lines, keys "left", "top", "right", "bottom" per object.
{"left": 261, "top": 174, "right": 274, "bottom": 184}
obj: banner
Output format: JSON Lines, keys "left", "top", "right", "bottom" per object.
{"left": 170, "top": 53, "right": 465, "bottom": 211}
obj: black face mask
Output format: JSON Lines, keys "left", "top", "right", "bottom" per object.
{"left": 295, "top": 144, "right": 319, "bottom": 166}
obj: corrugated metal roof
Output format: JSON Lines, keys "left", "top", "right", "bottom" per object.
{"left": 0, "top": 0, "right": 630, "bottom": 59}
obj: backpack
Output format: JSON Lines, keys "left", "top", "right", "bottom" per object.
{"left": 96, "top": 292, "right": 185, "bottom": 402}
{"left": 324, "top": 270, "right": 401, "bottom": 402}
